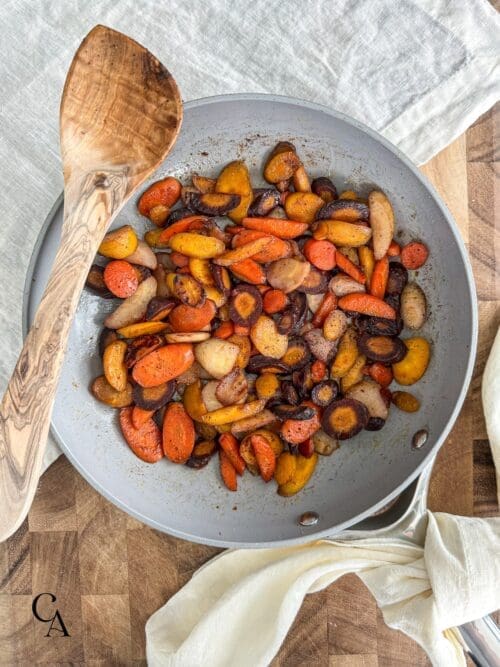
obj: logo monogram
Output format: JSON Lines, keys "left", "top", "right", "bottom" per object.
{"left": 32, "top": 593, "right": 70, "bottom": 637}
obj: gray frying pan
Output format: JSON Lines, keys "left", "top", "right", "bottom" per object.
{"left": 24, "top": 94, "right": 477, "bottom": 548}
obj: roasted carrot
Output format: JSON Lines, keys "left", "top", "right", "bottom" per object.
{"left": 157, "top": 216, "right": 207, "bottom": 243}
{"left": 337, "top": 294, "right": 396, "bottom": 319}
{"left": 335, "top": 251, "right": 366, "bottom": 284}
{"left": 232, "top": 230, "right": 291, "bottom": 262}
{"left": 263, "top": 289, "right": 288, "bottom": 314}
{"left": 387, "top": 240, "right": 401, "bottom": 257}
{"left": 132, "top": 343, "right": 194, "bottom": 387}
{"left": 103, "top": 260, "right": 139, "bottom": 298}
{"left": 213, "top": 321, "right": 234, "bottom": 339}
{"left": 370, "top": 256, "right": 389, "bottom": 299}
{"left": 311, "top": 359, "right": 327, "bottom": 382}
{"left": 311, "top": 292, "right": 337, "bottom": 327}
{"left": 162, "top": 403, "right": 195, "bottom": 463}
{"left": 250, "top": 434, "right": 276, "bottom": 482}
{"left": 367, "top": 362, "right": 393, "bottom": 387}
{"left": 242, "top": 217, "right": 308, "bottom": 239}
{"left": 219, "top": 449, "right": 238, "bottom": 491}
{"left": 219, "top": 433, "right": 246, "bottom": 475}
{"left": 303, "top": 239, "right": 336, "bottom": 271}
{"left": 233, "top": 323, "right": 250, "bottom": 336}
{"left": 138, "top": 177, "right": 181, "bottom": 217}
{"left": 132, "top": 405, "right": 155, "bottom": 429}
{"left": 119, "top": 407, "right": 163, "bottom": 463}
{"left": 280, "top": 410, "right": 321, "bottom": 445}
{"left": 169, "top": 299, "right": 217, "bottom": 332}
{"left": 229, "top": 259, "right": 266, "bottom": 284}
{"left": 225, "top": 225, "right": 245, "bottom": 235}
{"left": 401, "top": 242, "right": 429, "bottom": 269}
{"left": 213, "top": 237, "right": 271, "bottom": 266}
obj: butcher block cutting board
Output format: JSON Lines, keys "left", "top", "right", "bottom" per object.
{"left": 0, "top": 106, "right": 498, "bottom": 666}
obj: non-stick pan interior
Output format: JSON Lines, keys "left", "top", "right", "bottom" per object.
{"left": 25, "top": 95, "right": 476, "bottom": 547}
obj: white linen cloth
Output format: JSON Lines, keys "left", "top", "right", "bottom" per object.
{"left": 0, "top": 2, "right": 499, "bottom": 665}
{"left": 0, "top": 0, "right": 498, "bottom": 472}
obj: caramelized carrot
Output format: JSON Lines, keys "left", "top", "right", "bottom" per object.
{"left": 250, "top": 434, "right": 276, "bottom": 482}
{"left": 337, "top": 294, "right": 396, "bottom": 319}
{"left": 138, "top": 177, "right": 181, "bottom": 217}
{"left": 312, "top": 292, "right": 337, "bottom": 327}
{"left": 219, "top": 449, "right": 238, "bottom": 491}
{"left": 233, "top": 323, "right": 250, "bottom": 335}
{"left": 401, "top": 242, "right": 429, "bottom": 269}
{"left": 219, "top": 433, "right": 246, "bottom": 475}
{"left": 213, "top": 321, "right": 234, "bottom": 339}
{"left": 229, "top": 259, "right": 266, "bottom": 284}
{"left": 370, "top": 256, "right": 389, "bottom": 299}
{"left": 132, "top": 406, "right": 155, "bottom": 429}
{"left": 303, "top": 239, "right": 336, "bottom": 271}
{"left": 158, "top": 216, "right": 207, "bottom": 243}
{"left": 103, "top": 260, "right": 139, "bottom": 298}
{"left": 335, "top": 251, "right": 366, "bottom": 284}
{"left": 232, "top": 230, "right": 291, "bottom": 262}
{"left": 242, "top": 217, "right": 308, "bottom": 239}
{"left": 387, "top": 240, "right": 401, "bottom": 257}
{"left": 169, "top": 299, "right": 217, "bottom": 332}
{"left": 263, "top": 289, "right": 288, "bottom": 314}
{"left": 132, "top": 344, "right": 194, "bottom": 387}
{"left": 119, "top": 407, "right": 163, "bottom": 463}
{"left": 162, "top": 403, "right": 195, "bottom": 463}
{"left": 367, "top": 362, "right": 393, "bottom": 387}
{"left": 280, "top": 410, "right": 321, "bottom": 445}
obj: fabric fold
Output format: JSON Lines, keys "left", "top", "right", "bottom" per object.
{"left": 145, "top": 512, "right": 500, "bottom": 667}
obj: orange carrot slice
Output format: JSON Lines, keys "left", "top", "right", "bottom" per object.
{"left": 119, "top": 407, "right": 163, "bottom": 463}
{"left": 303, "top": 239, "right": 336, "bottom": 270}
{"left": 242, "top": 217, "right": 308, "bottom": 239}
{"left": 103, "top": 260, "right": 139, "bottom": 298}
{"left": 337, "top": 294, "right": 396, "bottom": 319}
{"left": 250, "top": 434, "right": 276, "bottom": 482}
{"left": 219, "top": 449, "right": 238, "bottom": 491}
{"left": 370, "top": 256, "right": 389, "bottom": 299}
{"left": 132, "top": 406, "right": 155, "bottom": 429}
{"left": 401, "top": 242, "right": 429, "bottom": 269}
{"left": 138, "top": 177, "right": 181, "bottom": 216}
{"left": 162, "top": 403, "right": 195, "bottom": 463}
{"left": 219, "top": 433, "right": 246, "bottom": 475}
{"left": 335, "top": 251, "right": 366, "bottom": 284}
{"left": 132, "top": 344, "right": 194, "bottom": 387}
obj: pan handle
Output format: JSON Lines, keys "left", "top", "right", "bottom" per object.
{"left": 454, "top": 617, "right": 500, "bottom": 667}
{"left": 337, "top": 463, "right": 500, "bottom": 666}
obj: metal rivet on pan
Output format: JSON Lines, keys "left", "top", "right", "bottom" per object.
{"left": 298, "top": 511, "right": 319, "bottom": 526}
{"left": 412, "top": 429, "right": 428, "bottom": 450}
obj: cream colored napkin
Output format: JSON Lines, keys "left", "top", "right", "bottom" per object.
{"left": 144, "top": 332, "right": 500, "bottom": 666}
{"left": 146, "top": 513, "right": 500, "bottom": 667}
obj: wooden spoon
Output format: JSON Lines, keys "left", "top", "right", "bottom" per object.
{"left": 0, "top": 25, "right": 182, "bottom": 541}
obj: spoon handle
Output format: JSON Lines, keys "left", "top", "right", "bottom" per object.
{"left": 0, "top": 173, "right": 126, "bottom": 541}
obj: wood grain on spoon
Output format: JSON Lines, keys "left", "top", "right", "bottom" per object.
{"left": 0, "top": 25, "right": 182, "bottom": 541}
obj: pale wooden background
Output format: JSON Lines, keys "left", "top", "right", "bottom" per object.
{"left": 0, "top": 104, "right": 498, "bottom": 666}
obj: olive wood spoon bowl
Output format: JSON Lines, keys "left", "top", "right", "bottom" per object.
{"left": 0, "top": 25, "right": 182, "bottom": 541}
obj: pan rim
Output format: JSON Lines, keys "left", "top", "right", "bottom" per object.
{"left": 22, "top": 93, "right": 478, "bottom": 548}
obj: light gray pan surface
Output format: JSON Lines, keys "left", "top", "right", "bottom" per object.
{"left": 24, "top": 94, "right": 477, "bottom": 547}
